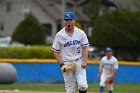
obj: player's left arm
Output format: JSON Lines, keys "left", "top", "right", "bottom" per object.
{"left": 112, "top": 69, "right": 117, "bottom": 77}
{"left": 112, "top": 59, "right": 119, "bottom": 77}
{"left": 98, "top": 59, "right": 104, "bottom": 78}
{"left": 81, "top": 46, "right": 88, "bottom": 69}
{"left": 81, "top": 32, "right": 89, "bottom": 69}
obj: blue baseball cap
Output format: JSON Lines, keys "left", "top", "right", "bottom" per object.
{"left": 64, "top": 12, "right": 76, "bottom": 20}
{"left": 106, "top": 47, "right": 113, "bottom": 52}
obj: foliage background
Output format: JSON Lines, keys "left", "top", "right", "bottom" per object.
{"left": 12, "top": 13, "right": 46, "bottom": 45}
{"left": 0, "top": 46, "right": 54, "bottom": 59}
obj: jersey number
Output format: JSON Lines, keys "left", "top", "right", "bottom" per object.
{"left": 77, "top": 47, "right": 80, "bottom": 53}
{"left": 104, "top": 65, "right": 113, "bottom": 73}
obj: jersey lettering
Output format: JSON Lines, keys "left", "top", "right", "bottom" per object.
{"left": 64, "top": 40, "right": 80, "bottom": 47}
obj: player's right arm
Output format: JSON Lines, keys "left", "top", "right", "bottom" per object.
{"left": 52, "top": 34, "right": 64, "bottom": 66}
{"left": 112, "top": 58, "right": 119, "bottom": 77}
{"left": 54, "top": 52, "right": 63, "bottom": 65}
{"left": 98, "top": 59, "right": 104, "bottom": 78}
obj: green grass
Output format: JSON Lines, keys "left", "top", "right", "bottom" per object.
{"left": 0, "top": 83, "right": 140, "bottom": 93}
{"left": 0, "top": 83, "right": 65, "bottom": 91}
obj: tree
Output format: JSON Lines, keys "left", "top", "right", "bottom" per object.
{"left": 90, "top": 9, "right": 140, "bottom": 61}
{"left": 12, "top": 13, "right": 46, "bottom": 45}
{"left": 74, "top": 21, "right": 83, "bottom": 29}
{"left": 89, "top": 0, "right": 100, "bottom": 21}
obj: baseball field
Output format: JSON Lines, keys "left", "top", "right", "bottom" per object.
{"left": 0, "top": 83, "right": 140, "bottom": 93}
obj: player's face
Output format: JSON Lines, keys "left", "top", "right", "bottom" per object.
{"left": 64, "top": 19, "right": 75, "bottom": 28}
{"left": 106, "top": 51, "right": 113, "bottom": 58}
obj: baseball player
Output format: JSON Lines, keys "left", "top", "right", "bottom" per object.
{"left": 52, "top": 12, "right": 89, "bottom": 93}
{"left": 98, "top": 47, "right": 118, "bottom": 93}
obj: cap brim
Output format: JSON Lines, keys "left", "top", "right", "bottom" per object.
{"left": 64, "top": 18, "right": 75, "bottom": 20}
{"left": 106, "top": 50, "right": 112, "bottom": 52}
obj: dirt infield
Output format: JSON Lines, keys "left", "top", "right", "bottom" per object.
{"left": 0, "top": 90, "right": 96, "bottom": 93}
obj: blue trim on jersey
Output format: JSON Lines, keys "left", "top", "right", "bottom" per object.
{"left": 52, "top": 47, "right": 60, "bottom": 52}
{"left": 81, "top": 43, "right": 89, "bottom": 46}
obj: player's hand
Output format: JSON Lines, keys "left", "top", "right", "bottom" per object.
{"left": 60, "top": 63, "right": 64, "bottom": 67}
{"left": 81, "top": 62, "right": 86, "bottom": 69}
{"left": 98, "top": 73, "right": 101, "bottom": 78}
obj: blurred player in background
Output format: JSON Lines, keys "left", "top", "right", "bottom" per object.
{"left": 52, "top": 12, "right": 89, "bottom": 93}
{"left": 98, "top": 47, "right": 119, "bottom": 93}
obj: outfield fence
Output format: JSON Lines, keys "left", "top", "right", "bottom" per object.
{"left": 0, "top": 59, "right": 140, "bottom": 83}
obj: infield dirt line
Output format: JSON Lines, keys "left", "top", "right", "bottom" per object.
{"left": 0, "top": 90, "right": 122, "bottom": 93}
{"left": 0, "top": 90, "right": 97, "bottom": 93}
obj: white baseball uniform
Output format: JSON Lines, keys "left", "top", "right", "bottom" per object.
{"left": 99, "top": 56, "right": 118, "bottom": 90}
{"left": 52, "top": 26, "right": 89, "bottom": 93}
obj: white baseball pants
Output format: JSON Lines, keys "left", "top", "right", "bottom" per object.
{"left": 62, "top": 58, "right": 88, "bottom": 93}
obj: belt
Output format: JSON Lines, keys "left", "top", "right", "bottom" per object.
{"left": 63, "top": 57, "right": 82, "bottom": 62}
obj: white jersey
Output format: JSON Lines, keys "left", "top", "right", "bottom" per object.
{"left": 52, "top": 26, "right": 89, "bottom": 62}
{"left": 100, "top": 56, "right": 118, "bottom": 75}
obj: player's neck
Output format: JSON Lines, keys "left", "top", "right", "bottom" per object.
{"left": 65, "top": 26, "right": 74, "bottom": 36}
{"left": 107, "top": 56, "right": 112, "bottom": 59}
